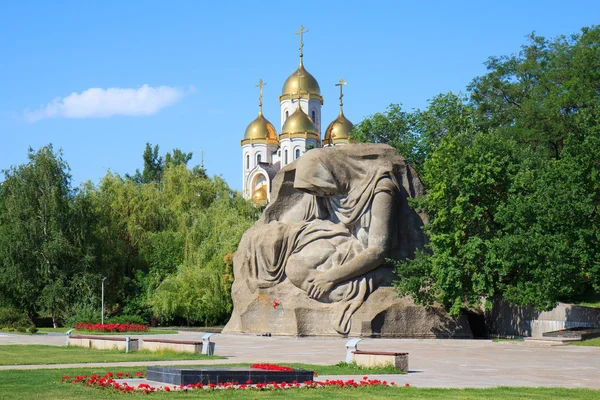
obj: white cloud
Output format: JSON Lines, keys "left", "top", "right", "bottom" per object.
{"left": 24, "top": 84, "right": 188, "bottom": 123}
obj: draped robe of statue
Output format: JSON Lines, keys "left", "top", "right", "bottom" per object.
{"left": 239, "top": 145, "right": 427, "bottom": 334}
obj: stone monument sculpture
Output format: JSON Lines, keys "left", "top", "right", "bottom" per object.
{"left": 224, "top": 144, "right": 471, "bottom": 337}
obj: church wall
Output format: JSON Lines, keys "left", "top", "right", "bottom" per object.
{"left": 308, "top": 99, "right": 321, "bottom": 135}
{"left": 242, "top": 143, "right": 268, "bottom": 198}
{"left": 280, "top": 137, "right": 317, "bottom": 168}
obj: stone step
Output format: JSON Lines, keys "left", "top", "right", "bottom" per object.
{"left": 524, "top": 337, "right": 581, "bottom": 346}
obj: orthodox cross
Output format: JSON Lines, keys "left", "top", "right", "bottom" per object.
{"left": 335, "top": 78, "right": 348, "bottom": 111}
{"left": 295, "top": 25, "right": 309, "bottom": 58}
{"left": 256, "top": 79, "right": 266, "bottom": 114}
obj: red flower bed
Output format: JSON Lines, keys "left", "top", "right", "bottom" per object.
{"left": 75, "top": 322, "right": 148, "bottom": 332}
{"left": 250, "top": 363, "right": 294, "bottom": 372}
{"left": 61, "top": 371, "right": 405, "bottom": 394}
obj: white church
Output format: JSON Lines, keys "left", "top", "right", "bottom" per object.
{"left": 241, "top": 26, "right": 354, "bottom": 204}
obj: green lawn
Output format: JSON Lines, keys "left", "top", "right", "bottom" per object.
{"left": 492, "top": 338, "right": 525, "bottom": 343}
{"left": 0, "top": 367, "right": 598, "bottom": 400}
{"left": 570, "top": 338, "right": 600, "bottom": 347}
{"left": 567, "top": 292, "right": 600, "bottom": 308}
{"left": 36, "top": 328, "right": 178, "bottom": 335}
{"left": 163, "top": 326, "right": 224, "bottom": 329}
{"left": 0, "top": 345, "right": 223, "bottom": 365}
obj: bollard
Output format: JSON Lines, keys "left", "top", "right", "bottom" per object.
{"left": 345, "top": 338, "right": 363, "bottom": 363}
{"left": 126, "top": 336, "right": 131, "bottom": 353}
{"left": 202, "top": 333, "right": 216, "bottom": 355}
{"left": 65, "top": 329, "right": 74, "bottom": 346}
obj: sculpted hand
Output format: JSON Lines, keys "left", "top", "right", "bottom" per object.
{"left": 307, "top": 274, "right": 335, "bottom": 301}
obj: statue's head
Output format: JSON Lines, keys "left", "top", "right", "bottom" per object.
{"left": 293, "top": 149, "right": 342, "bottom": 197}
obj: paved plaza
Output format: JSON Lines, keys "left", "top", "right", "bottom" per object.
{"left": 1, "top": 331, "right": 599, "bottom": 388}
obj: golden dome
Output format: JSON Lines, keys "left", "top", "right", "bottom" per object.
{"left": 280, "top": 105, "right": 318, "bottom": 137}
{"left": 323, "top": 111, "right": 354, "bottom": 145}
{"left": 252, "top": 185, "right": 268, "bottom": 205}
{"left": 280, "top": 63, "right": 322, "bottom": 103}
{"left": 241, "top": 112, "right": 278, "bottom": 145}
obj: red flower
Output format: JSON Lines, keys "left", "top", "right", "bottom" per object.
{"left": 272, "top": 300, "right": 280, "bottom": 309}
{"left": 405, "top": 383, "right": 410, "bottom": 387}
{"left": 75, "top": 322, "right": 148, "bottom": 333}
{"left": 250, "top": 363, "right": 294, "bottom": 372}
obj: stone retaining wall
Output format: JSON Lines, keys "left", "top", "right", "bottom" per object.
{"left": 485, "top": 300, "right": 600, "bottom": 337}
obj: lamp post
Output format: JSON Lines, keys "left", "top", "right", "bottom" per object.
{"left": 101, "top": 277, "right": 107, "bottom": 325}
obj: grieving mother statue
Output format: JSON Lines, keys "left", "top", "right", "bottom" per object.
{"left": 230, "top": 144, "right": 428, "bottom": 335}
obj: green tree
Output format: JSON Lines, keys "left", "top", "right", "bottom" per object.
{"left": 394, "top": 26, "right": 600, "bottom": 314}
{"left": 352, "top": 93, "right": 475, "bottom": 174}
{"left": 127, "top": 143, "right": 197, "bottom": 184}
{"left": 165, "top": 149, "right": 193, "bottom": 168}
{"left": 0, "top": 146, "right": 94, "bottom": 326}
{"left": 395, "top": 131, "right": 528, "bottom": 314}
{"left": 151, "top": 173, "right": 258, "bottom": 326}
{"left": 469, "top": 26, "right": 600, "bottom": 159}
{"left": 351, "top": 104, "right": 422, "bottom": 171}
{"left": 126, "top": 143, "right": 164, "bottom": 184}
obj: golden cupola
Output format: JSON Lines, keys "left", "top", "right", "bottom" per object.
{"left": 241, "top": 80, "right": 279, "bottom": 146}
{"left": 280, "top": 99, "right": 318, "bottom": 139}
{"left": 324, "top": 112, "right": 353, "bottom": 146}
{"left": 280, "top": 64, "right": 322, "bottom": 103}
{"left": 252, "top": 185, "right": 268, "bottom": 205}
{"left": 280, "top": 25, "right": 323, "bottom": 104}
{"left": 323, "top": 79, "right": 353, "bottom": 146}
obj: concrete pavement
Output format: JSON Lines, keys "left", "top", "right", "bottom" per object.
{"left": 1, "top": 331, "right": 599, "bottom": 388}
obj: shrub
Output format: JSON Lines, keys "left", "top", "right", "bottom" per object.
{"left": 0, "top": 306, "right": 32, "bottom": 328}
{"left": 107, "top": 315, "right": 147, "bottom": 325}
{"left": 28, "top": 327, "right": 38, "bottom": 334}
{"left": 16, "top": 326, "right": 26, "bottom": 333}
{"left": 64, "top": 304, "right": 101, "bottom": 327}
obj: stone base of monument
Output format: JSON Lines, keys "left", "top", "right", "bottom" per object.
{"left": 224, "top": 280, "right": 472, "bottom": 338}
{"left": 146, "top": 366, "right": 314, "bottom": 386}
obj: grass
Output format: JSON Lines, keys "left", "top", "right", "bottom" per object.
{"left": 577, "top": 300, "right": 600, "bottom": 308}
{"left": 566, "top": 292, "right": 600, "bottom": 308}
{"left": 570, "top": 338, "right": 600, "bottom": 347}
{"left": 492, "top": 338, "right": 525, "bottom": 343}
{"left": 0, "top": 367, "right": 599, "bottom": 400}
{"left": 36, "top": 327, "right": 72, "bottom": 333}
{"left": 35, "top": 328, "right": 178, "bottom": 335}
{"left": 0, "top": 345, "right": 223, "bottom": 366}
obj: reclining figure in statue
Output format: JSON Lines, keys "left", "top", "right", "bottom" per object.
{"left": 241, "top": 145, "right": 424, "bottom": 334}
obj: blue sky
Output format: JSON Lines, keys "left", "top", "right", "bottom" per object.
{"left": 1, "top": 0, "right": 599, "bottom": 190}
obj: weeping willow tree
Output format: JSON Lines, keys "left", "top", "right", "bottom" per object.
{"left": 150, "top": 167, "right": 259, "bottom": 326}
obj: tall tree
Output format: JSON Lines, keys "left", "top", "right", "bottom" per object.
{"left": 0, "top": 146, "right": 93, "bottom": 326}
{"left": 469, "top": 26, "right": 600, "bottom": 159}
{"left": 165, "top": 149, "right": 193, "bottom": 168}
{"left": 351, "top": 93, "right": 475, "bottom": 174}
{"left": 394, "top": 26, "right": 600, "bottom": 313}
{"left": 126, "top": 143, "right": 164, "bottom": 184}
